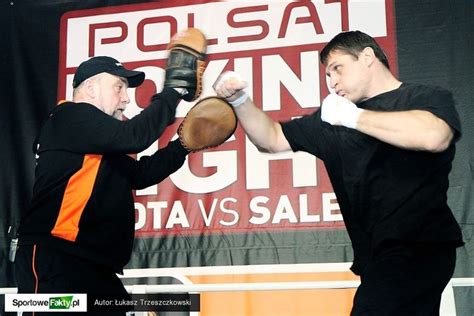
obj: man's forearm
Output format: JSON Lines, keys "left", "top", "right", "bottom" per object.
{"left": 234, "top": 98, "right": 291, "bottom": 153}
{"left": 356, "top": 109, "right": 453, "bottom": 152}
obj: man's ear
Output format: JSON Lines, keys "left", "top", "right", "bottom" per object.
{"left": 83, "top": 78, "right": 97, "bottom": 98}
{"left": 362, "top": 47, "right": 376, "bottom": 67}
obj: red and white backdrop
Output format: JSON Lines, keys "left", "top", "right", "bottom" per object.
{"left": 1, "top": 1, "right": 473, "bottom": 315}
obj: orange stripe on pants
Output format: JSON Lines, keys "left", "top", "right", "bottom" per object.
{"left": 51, "top": 154, "right": 102, "bottom": 242}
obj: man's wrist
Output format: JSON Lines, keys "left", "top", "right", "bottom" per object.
{"left": 346, "top": 108, "right": 364, "bottom": 129}
{"left": 228, "top": 91, "right": 249, "bottom": 107}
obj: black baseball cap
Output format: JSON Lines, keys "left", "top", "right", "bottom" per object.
{"left": 72, "top": 56, "right": 145, "bottom": 88}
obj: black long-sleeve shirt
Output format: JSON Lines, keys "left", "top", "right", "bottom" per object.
{"left": 19, "top": 88, "right": 188, "bottom": 272}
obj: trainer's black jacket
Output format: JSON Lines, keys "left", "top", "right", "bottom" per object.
{"left": 19, "top": 88, "right": 187, "bottom": 273}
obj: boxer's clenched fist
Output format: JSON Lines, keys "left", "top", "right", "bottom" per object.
{"left": 321, "top": 94, "right": 364, "bottom": 129}
{"left": 213, "top": 71, "right": 249, "bottom": 107}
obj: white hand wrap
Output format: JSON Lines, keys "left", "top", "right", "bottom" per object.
{"left": 228, "top": 91, "right": 249, "bottom": 107}
{"left": 213, "top": 71, "right": 248, "bottom": 107}
{"left": 321, "top": 94, "right": 363, "bottom": 129}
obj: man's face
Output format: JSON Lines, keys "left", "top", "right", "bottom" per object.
{"left": 325, "top": 49, "right": 370, "bottom": 103}
{"left": 94, "top": 73, "right": 130, "bottom": 120}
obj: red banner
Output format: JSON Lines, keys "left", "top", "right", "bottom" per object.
{"left": 58, "top": 0, "right": 396, "bottom": 237}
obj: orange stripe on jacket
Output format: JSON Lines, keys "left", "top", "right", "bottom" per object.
{"left": 51, "top": 154, "right": 102, "bottom": 242}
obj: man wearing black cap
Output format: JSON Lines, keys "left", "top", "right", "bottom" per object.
{"left": 14, "top": 28, "right": 207, "bottom": 315}
{"left": 71, "top": 56, "right": 147, "bottom": 119}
